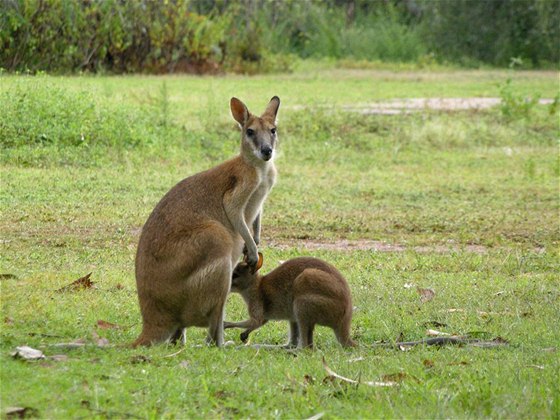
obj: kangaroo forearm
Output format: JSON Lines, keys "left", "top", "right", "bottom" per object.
{"left": 224, "top": 201, "right": 257, "bottom": 255}
{"left": 252, "top": 213, "right": 261, "bottom": 245}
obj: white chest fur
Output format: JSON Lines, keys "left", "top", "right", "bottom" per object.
{"left": 245, "top": 163, "right": 276, "bottom": 223}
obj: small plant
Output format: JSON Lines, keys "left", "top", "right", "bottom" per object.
{"left": 498, "top": 78, "right": 540, "bottom": 120}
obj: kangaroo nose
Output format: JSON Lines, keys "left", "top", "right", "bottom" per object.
{"left": 261, "top": 146, "right": 273, "bottom": 159}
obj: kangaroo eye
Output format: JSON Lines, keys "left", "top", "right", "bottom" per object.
{"left": 246, "top": 128, "right": 254, "bottom": 136}
{"left": 271, "top": 128, "right": 276, "bottom": 135}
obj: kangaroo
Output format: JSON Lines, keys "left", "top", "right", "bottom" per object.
{"left": 224, "top": 255, "right": 356, "bottom": 348}
{"left": 133, "top": 96, "right": 280, "bottom": 347}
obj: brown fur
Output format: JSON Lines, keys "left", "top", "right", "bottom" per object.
{"left": 224, "top": 257, "right": 356, "bottom": 348}
{"left": 133, "top": 96, "right": 280, "bottom": 347}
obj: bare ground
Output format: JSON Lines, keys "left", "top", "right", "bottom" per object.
{"left": 289, "top": 97, "right": 554, "bottom": 115}
{"left": 267, "top": 238, "right": 496, "bottom": 254}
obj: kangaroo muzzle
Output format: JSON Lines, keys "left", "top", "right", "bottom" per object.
{"left": 260, "top": 145, "right": 273, "bottom": 161}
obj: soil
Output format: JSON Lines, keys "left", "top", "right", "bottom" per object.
{"left": 266, "top": 238, "right": 494, "bottom": 254}
{"left": 290, "top": 97, "right": 554, "bottom": 115}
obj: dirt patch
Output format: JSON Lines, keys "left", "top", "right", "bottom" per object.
{"left": 266, "top": 238, "right": 493, "bottom": 254}
{"left": 290, "top": 97, "right": 554, "bottom": 115}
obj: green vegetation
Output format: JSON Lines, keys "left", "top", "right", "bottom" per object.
{"left": 1, "top": 68, "right": 559, "bottom": 418}
{"left": 2, "top": 0, "right": 559, "bottom": 74}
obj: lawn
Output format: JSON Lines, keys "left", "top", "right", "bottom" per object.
{"left": 1, "top": 66, "right": 559, "bottom": 418}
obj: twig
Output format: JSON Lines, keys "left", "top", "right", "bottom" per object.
{"left": 322, "top": 357, "right": 397, "bottom": 387}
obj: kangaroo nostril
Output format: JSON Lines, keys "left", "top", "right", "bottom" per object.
{"left": 261, "top": 146, "right": 272, "bottom": 156}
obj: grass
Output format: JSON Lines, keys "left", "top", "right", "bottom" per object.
{"left": 1, "top": 66, "right": 559, "bottom": 418}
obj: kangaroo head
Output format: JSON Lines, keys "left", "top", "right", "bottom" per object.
{"left": 230, "top": 96, "right": 280, "bottom": 163}
{"left": 231, "top": 253, "right": 263, "bottom": 292}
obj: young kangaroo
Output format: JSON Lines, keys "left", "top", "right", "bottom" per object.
{"left": 224, "top": 255, "right": 356, "bottom": 348}
{"left": 133, "top": 96, "right": 280, "bottom": 347}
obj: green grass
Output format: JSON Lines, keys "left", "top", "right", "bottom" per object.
{"left": 1, "top": 67, "right": 559, "bottom": 418}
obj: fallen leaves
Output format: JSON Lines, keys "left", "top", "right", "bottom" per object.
{"left": 11, "top": 346, "right": 45, "bottom": 360}
{"left": 426, "top": 329, "right": 451, "bottom": 337}
{"left": 11, "top": 346, "right": 69, "bottom": 363}
{"left": 380, "top": 372, "right": 416, "bottom": 383}
{"left": 56, "top": 273, "right": 94, "bottom": 292}
{"left": 130, "top": 355, "right": 151, "bottom": 364}
{"left": 422, "top": 359, "right": 435, "bottom": 368}
{"left": 417, "top": 287, "right": 436, "bottom": 303}
{"left": 322, "top": 357, "right": 397, "bottom": 387}
{"left": 5, "top": 406, "right": 39, "bottom": 418}
{"left": 91, "top": 331, "right": 110, "bottom": 347}
{"left": 96, "top": 320, "right": 121, "bottom": 330}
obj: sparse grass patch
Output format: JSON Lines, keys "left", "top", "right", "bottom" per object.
{"left": 1, "top": 68, "right": 559, "bottom": 418}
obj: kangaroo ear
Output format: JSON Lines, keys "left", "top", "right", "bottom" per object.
{"left": 262, "top": 96, "right": 280, "bottom": 123}
{"left": 230, "top": 97, "right": 249, "bottom": 126}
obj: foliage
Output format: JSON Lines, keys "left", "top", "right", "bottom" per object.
{"left": 499, "top": 77, "right": 541, "bottom": 120}
{"left": 1, "top": 0, "right": 558, "bottom": 74}
{"left": 419, "top": 0, "right": 560, "bottom": 67}
{"left": 0, "top": 0, "right": 232, "bottom": 74}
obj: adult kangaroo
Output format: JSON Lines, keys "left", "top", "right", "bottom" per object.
{"left": 133, "top": 96, "right": 280, "bottom": 347}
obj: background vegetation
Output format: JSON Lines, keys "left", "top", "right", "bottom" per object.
{"left": 2, "top": 0, "right": 559, "bottom": 74}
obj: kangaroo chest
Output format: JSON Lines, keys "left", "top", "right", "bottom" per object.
{"left": 244, "top": 164, "right": 276, "bottom": 223}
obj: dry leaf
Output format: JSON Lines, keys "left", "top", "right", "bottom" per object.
{"left": 426, "top": 329, "right": 451, "bottom": 337}
{"left": 130, "top": 355, "right": 151, "bottom": 364}
{"left": 403, "top": 283, "right": 414, "bottom": 289}
{"left": 322, "top": 357, "right": 397, "bottom": 387}
{"left": 398, "top": 344, "right": 413, "bottom": 352}
{"left": 305, "top": 413, "right": 325, "bottom": 420}
{"left": 91, "top": 331, "right": 110, "bottom": 347}
{"left": 381, "top": 372, "right": 417, "bottom": 383}
{"left": 56, "top": 273, "right": 94, "bottom": 292}
{"left": 4, "top": 317, "right": 14, "bottom": 325}
{"left": 11, "top": 346, "right": 45, "bottom": 360}
{"left": 179, "top": 360, "right": 190, "bottom": 369}
{"left": 348, "top": 356, "right": 365, "bottom": 363}
{"left": 96, "top": 320, "right": 120, "bottom": 330}
{"left": 303, "top": 374, "right": 315, "bottom": 385}
{"left": 5, "top": 406, "right": 39, "bottom": 418}
{"left": 423, "top": 359, "right": 435, "bottom": 368}
{"left": 448, "top": 361, "right": 469, "bottom": 366}
{"left": 422, "top": 320, "right": 447, "bottom": 328}
{"left": 0, "top": 273, "right": 18, "bottom": 280}
{"left": 417, "top": 287, "right": 435, "bottom": 303}
{"left": 445, "top": 308, "right": 465, "bottom": 313}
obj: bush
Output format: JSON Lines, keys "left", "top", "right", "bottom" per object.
{"left": 0, "top": 0, "right": 233, "bottom": 74}
{"left": 0, "top": 0, "right": 558, "bottom": 73}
